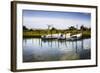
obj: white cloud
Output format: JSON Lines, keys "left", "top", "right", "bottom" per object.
{"left": 23, "top": 16, "right": 90, "bottom": 29}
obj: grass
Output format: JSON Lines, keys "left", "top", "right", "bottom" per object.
{"left": 23, "top": 29, "right": 91, "bottom": 39}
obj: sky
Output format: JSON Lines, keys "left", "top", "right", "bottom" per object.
{"left": 23, "top": 10, "right": 91, "bottom": 29}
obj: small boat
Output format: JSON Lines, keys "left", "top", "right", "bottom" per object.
{"left": 70, "top": 33, "right": 82, "bottom": 41}
{"left": 41, "top": 33, "right": 82, "bottom": 41}
{"left": 58, "top": 33, "right": 71, "bottom": 40}
{"left": 41, "top": 33, "right": 71, "bottom": 40}
{"left": 41, "top": 34, "right": 59, "bottom": 40}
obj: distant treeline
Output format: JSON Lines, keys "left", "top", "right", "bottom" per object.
{"left": 23, "top": 25, "right": 91, "bottom": 38}
{"left": 23, "top": 25, "right": 91, "bottom": 31}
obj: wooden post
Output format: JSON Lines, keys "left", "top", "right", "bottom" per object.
{"left": 81, "top": 27, "right": 84, "bottom": 50}
{"left": 76, "top": 25, "right": 78, "bottom": 53}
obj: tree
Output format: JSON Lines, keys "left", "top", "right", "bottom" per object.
{"left": 69, "top": 26, "right": 77, "bottom": 30}
{"left": 29, "top": 29, "right": 33, "bottom": 31}
{"left": 80, "top": 25, "right": 89, "bottom": 31}
{"left": 51, "top": 27, "right": 56, "bottom": 31}
{"left": 23, "top": 26, "right": 28, "bottom": 30}
{"left": 88, "top": 28, "right": 91, "bottom": 31}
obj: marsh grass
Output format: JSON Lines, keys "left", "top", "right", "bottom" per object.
{"left": 23, "top": 29, "right": 91, "bottom": 39}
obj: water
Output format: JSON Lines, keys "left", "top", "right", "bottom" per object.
{"left": 23, "top": 38, "right": 91, "bottom": 62}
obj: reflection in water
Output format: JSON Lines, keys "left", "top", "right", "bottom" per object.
{"left": 23, "top": 38, "right": 91, "bottom": 62}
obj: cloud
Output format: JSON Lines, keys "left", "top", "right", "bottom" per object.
{"left": 23, "top": 16, "right": 90, "bottom": 29}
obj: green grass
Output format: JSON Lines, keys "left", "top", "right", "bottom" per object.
{"left": 23, "top": 30, "right": 91, "bottom": 38}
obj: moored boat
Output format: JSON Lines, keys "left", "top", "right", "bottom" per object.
{"left": 41, "top": 33, "right": 82, "bottom": 41}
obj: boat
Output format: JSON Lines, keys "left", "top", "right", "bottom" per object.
{"left": 41, "top": 33, "right": 82, "bottom": 41}
{"left": 70, "top": 33, "right": 82, "bottom": 41}
{"left": 41, "top": 34, "right": 59, "bottom": 40}
{"left": 58, "top": 33, "right": 71, "bottom": 40}
{"left": 41, "top": 33, "right": 71, "bottom": 40}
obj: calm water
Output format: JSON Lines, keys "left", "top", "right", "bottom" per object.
{"left": 23, "top": 38, "right": 91, "bottom": 62}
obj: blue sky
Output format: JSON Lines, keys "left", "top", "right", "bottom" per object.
{"left": 23, "top": 10, "right": 91, "bottom": 29}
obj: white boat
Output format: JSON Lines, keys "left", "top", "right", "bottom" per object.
{"left": 41, "top": 33, "right": 82, "bottom": 41}
{"left": 58, "top": 33, "right": 71, "bottom": 40}
{"left": 70, "top": 33, "right": 82, "bottom": 40}
{"left": 41, "top": 33, "right": 71, "bottom": 40}
{"left": 71, "top": 33, "right": 82, "bottom": 38}
{"left": 41, "top": 34, "right": 59, "bottom": 39}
